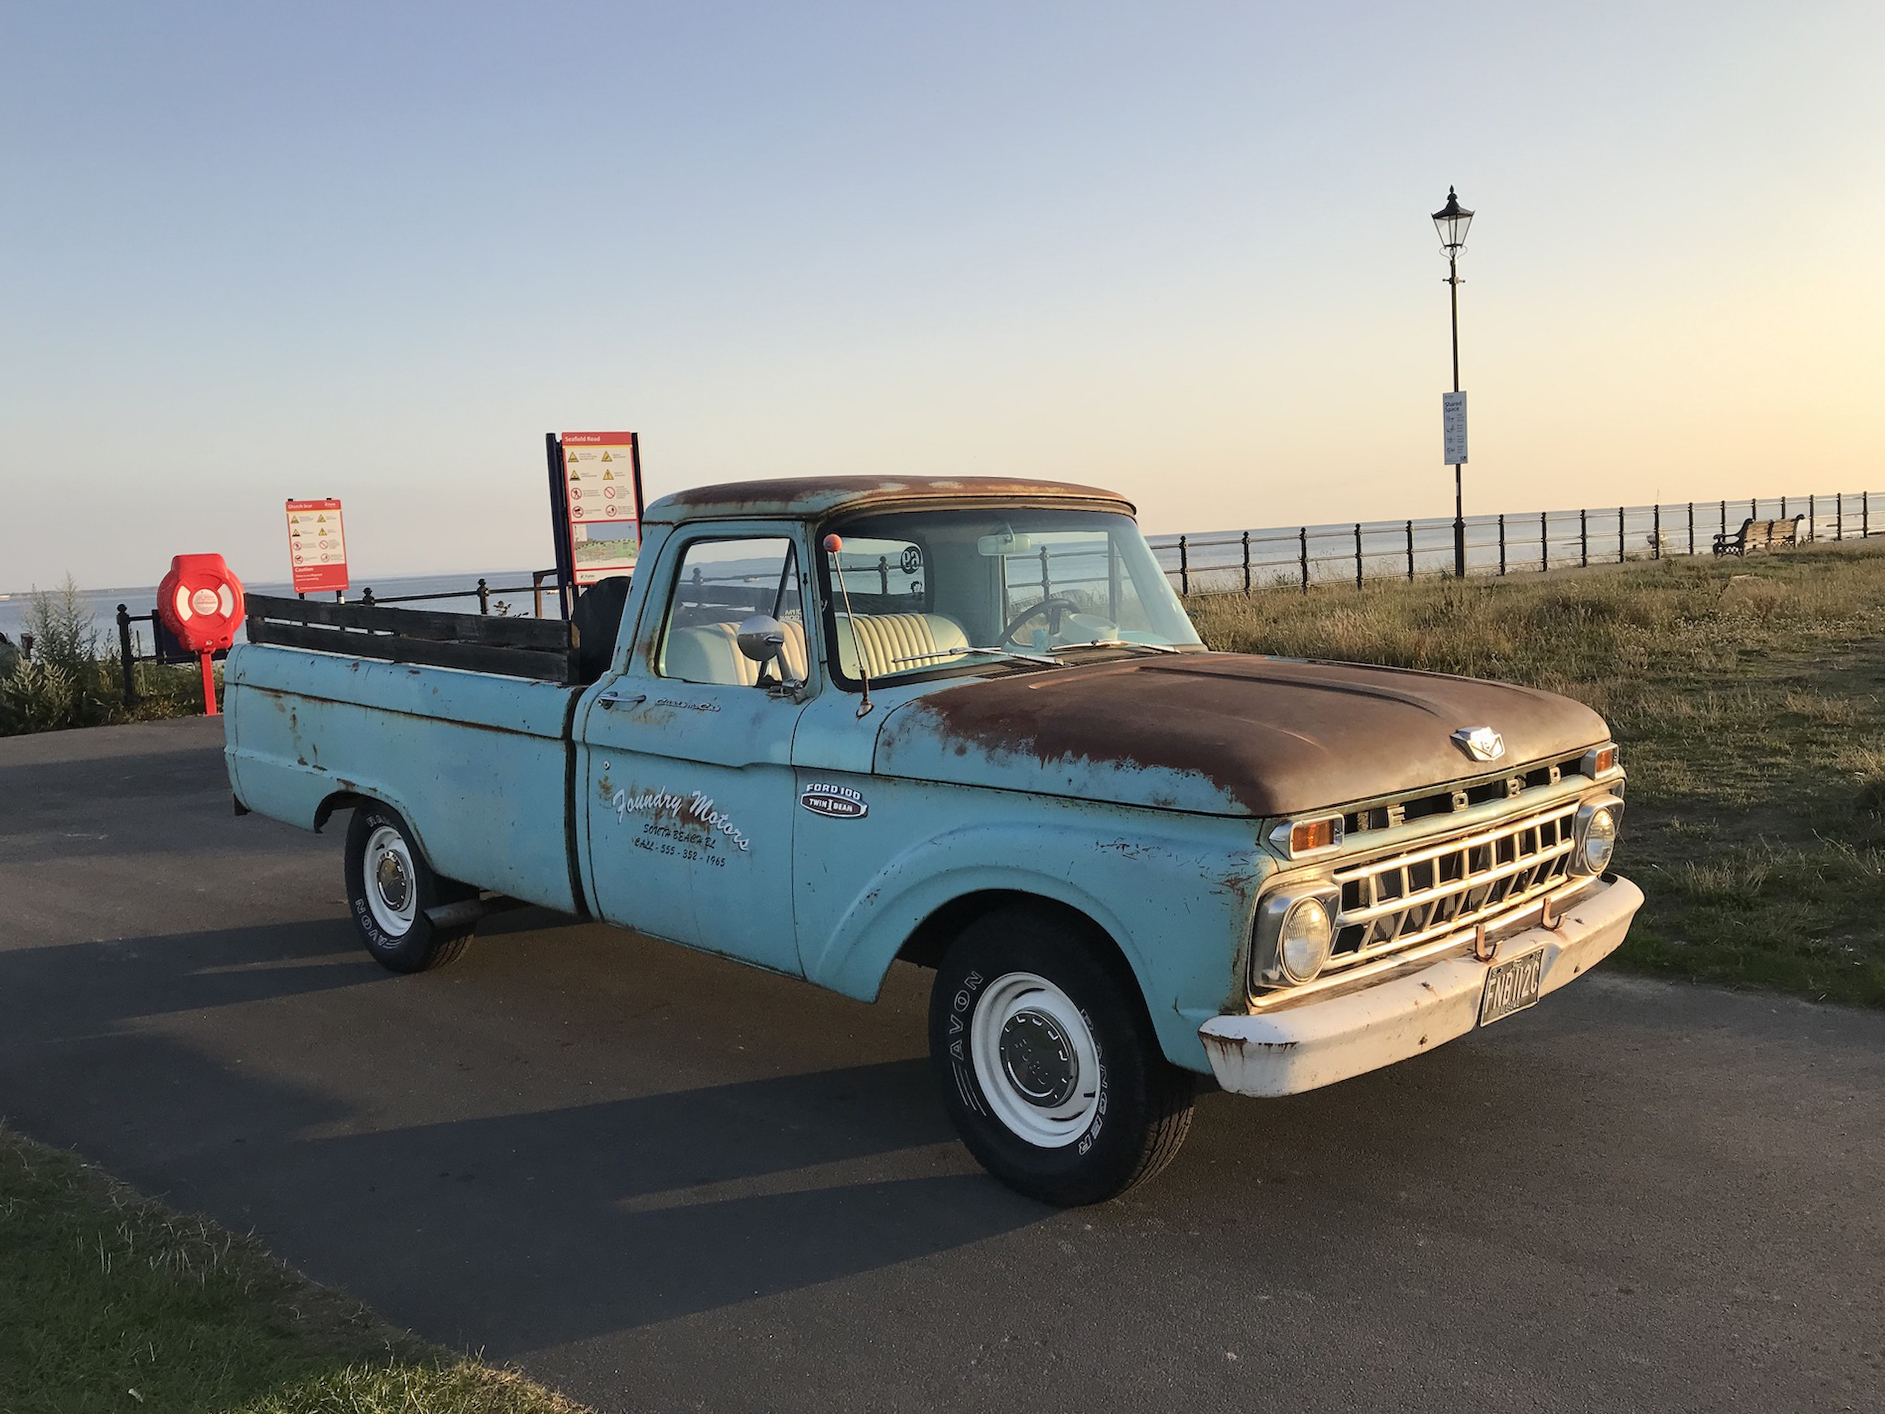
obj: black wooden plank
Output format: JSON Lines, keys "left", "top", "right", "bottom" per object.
{"left": 246, "top": 594, "right": 570, "bottom": 650}
{"left": 246, "top": 618, "right": 574, "bottom": 682}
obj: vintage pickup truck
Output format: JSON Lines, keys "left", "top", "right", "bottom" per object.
{"left": 225, "top": 476, "right": 1641, "bottom": 1205}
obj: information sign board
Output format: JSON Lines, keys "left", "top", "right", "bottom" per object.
{"left": 1442, "top": 391, "right": 1469, "bottom": 465}
{"left": 286, "top": 499, "right": 348, "bottom": 594}
{"left": 557, "top": 432, "right": 642, "bottom": 588}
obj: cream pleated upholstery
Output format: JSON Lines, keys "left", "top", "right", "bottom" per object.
{"left": 832, "top": 613, "right": 970, "bottom": 678}
{"left": 662, "top": 619, "right": 809, "bottom": 686}
{"left": 662, "top": 612, "right": 965, "bottom": 686}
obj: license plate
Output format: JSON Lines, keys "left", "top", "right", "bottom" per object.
{"left": 1479, "top": 947, "right": 1545, "bottom": 1026}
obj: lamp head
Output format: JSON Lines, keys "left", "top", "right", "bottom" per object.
{"left": 1432, "top": 186, "right": 1474, "bottom": 254}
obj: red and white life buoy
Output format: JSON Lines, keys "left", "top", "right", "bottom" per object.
{"left": 156, "top": 554, "right": 246, "bottom": 655}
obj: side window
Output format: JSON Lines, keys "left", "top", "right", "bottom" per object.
{"left": 656, "top": 537, "right": 806, "bottom": 687}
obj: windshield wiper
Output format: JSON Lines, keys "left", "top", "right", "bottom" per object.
{"left": 1050, "top": 639, "right": 1182, "bottom": 656}
{"left": 890, "top": 645, "right": 1064, "bottom": 668}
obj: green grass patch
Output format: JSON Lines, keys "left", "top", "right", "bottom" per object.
{"left": 0, "top": 1124, "right": 587, "bottom": 1413}
{"left": 1187, "top": 542, "right": 1885, "bottom": 1007}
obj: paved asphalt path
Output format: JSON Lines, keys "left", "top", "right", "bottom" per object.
{"left": 2, "top": 717, "right": 1880, "bottom": 1412}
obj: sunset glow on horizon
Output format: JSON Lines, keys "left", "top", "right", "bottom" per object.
{"left": 2, "top": 2, "right": 1880, "bottom": 588}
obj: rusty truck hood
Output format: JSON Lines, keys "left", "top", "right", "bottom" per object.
{"left": 870, "top": 653, "right": 1610, "bottom": 817}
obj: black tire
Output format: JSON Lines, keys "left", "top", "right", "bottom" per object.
{"left": 930, "top": 904, "right": 1195, "bottom": 1206}
{"left": 343, "top": 803, "right": 476, "bottom": 973}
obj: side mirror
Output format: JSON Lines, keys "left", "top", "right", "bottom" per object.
{"left": 736, "top": 615, "right": 802, "bottom": 688}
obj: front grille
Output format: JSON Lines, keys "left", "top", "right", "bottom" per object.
{"left": 1326, "top": 802, "right": 1579, "bottom": 971}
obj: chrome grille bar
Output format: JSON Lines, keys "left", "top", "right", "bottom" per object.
{"left": 1326, "top": 802, "right": 1580, "bottom": 970}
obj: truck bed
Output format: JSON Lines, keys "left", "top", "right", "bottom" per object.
{"left": 224, "top": 608, "right": 585, "bottom": 914}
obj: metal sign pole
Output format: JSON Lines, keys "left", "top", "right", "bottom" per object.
{"left": 630, "top": 432, "right": 646, "bottom": 528}
{"left": 544, "top": 433, "right": 574, "bottom": 619}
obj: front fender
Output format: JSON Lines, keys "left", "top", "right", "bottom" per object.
{"left": 800, "top": 818, "right": 1265, "bottom": 1072}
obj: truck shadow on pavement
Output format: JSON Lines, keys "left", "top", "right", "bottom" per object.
{"left": 0, "top": 918, "right": 1044, "bottom": 1356}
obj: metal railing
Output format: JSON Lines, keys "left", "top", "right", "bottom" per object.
{"left": 1150, "top": 491, "right": 1876, "bottom": 597}
{"left": 347, "top": 569, "right": 561, "bottom": 617}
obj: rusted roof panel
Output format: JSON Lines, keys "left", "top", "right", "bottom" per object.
{"left": 643, "top": 476, "right": 1135, "bottom": 525}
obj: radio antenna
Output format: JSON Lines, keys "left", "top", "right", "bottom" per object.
{"left": 824, "top": 533, "right": 873, "bottom": 718}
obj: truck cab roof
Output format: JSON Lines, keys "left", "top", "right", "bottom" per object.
{"left": 642, "top": 476, "right": 1135, "bottom": 526}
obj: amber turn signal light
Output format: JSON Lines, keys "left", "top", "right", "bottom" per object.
{"left": 1291, "top": 818, "right": 1336, "bottom": 853}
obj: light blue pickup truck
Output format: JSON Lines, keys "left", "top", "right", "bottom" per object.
{"left": 226, "top": 476, "right": 1641, "bottom": 1204}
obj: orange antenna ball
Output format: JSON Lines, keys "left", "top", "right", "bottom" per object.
{"left": 822, "top": 534, "right": 843, "bottom": 553}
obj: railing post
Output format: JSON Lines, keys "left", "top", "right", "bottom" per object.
{"left": 1652, "top": 503, "right": 1661, "bottom": 559}
{"left": 1618, "top": 505, "right": 1625, "bottom": 563}
{"left": 1354, "top": 523, "right": 1364, "bottom": 589}
{"left": 1808, "top": 494, "right": 1816, "bottom": 541}
{"left": 1299, "top": 527, "right": 1309, "bottom": 594}
{"left": 1498, "top": 514, "right": 1506, "bottom": 575}
{"left": 116, "top": 605, "right": 138, "bottom": 707}
{"left": 1405, "top": 520, "right": 1415, "bottom": 581}
{"left": 1720, "top": 500, "right": 1727, "bottom": 543}
{"left": 1242, "top": 530, "right": 1251, "bottom": 595}
{"left": 1580, "top": 509, "right": 1588, "bottom": 567}
{"left": 1541, "top": 511, "right": 1549, "bottom": 572}
{"left": 1837, "top": 493, "right": 1844, "bottom": 541}
{"left": 1178, "top": 535, "right": 1189, "bottom": 596}
{"left": 884, "top": 555, "right": 896, "bottom": 597}
{"left": 1865, "top": 491, "right": 1871, "bottom": 538}
{"left": 1781, "top": 495, "right": 1788, "bottom": 519}
{"left": 533, "top": 570, "right": 546, "bottom": 619}
{"left": 1688, "top": 501, "right": 1695, "bottom": 555}
{"left": 477, "top": 577, "right": 491, "bottom": 614}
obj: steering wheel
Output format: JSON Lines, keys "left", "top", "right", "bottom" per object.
{"left": 998, "top": 596, "right": 1081, "bottom": 647}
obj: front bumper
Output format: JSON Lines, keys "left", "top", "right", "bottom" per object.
{"left": 1199, "top": 874, "right": 1644, "bottom": 1098}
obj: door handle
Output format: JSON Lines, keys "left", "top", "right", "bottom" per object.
{"left": 597, "top": 691, "right": 645, "bottom": 709}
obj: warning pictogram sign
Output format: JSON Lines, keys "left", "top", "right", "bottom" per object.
{"left": 286, "top": 498, "right": 348, "bottom": 594}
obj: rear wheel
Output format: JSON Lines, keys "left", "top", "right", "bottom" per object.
{"left": 343, "top": 803, "right": 475, "bottom": 973}
{"left": 930, "top": 905, "right": 1194, "bottom": 1206}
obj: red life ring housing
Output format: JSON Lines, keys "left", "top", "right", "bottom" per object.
{"left": 156, "top": 554, "right": 246, "bottom": 654}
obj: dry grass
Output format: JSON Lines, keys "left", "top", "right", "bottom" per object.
{"left": 1187, "top": 541, "right": 1885, "bottom": 1006}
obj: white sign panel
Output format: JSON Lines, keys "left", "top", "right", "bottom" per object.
{"left": 1442, "top": 391, "right": 1469, "bottom": 465}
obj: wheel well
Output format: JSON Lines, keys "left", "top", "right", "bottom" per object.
{"left": 896, "top": 890, "right": 1129, "bottom": 978}
{"left": 313, "top": 790, "right": 370, "bottom": 834}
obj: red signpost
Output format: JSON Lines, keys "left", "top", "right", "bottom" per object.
{"left": 286, "top": 498, "right": 349, "bottom": 596}
{"left": 156, "top": 554, "right": 246, "bottom": 716}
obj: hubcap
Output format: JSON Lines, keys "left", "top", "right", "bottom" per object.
{"left": 362, "top": 825, "right": 418, "bottom": 937}
{"left": 999, "top": 1009, "right": 1079, "bottom": 1108}
{"left": 969, "top": 972, "right": 1101, "bottom": 1149}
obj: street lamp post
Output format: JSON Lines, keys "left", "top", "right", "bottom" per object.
{"left": 1432, "top": 186, "right": 1474, "bottom": 577}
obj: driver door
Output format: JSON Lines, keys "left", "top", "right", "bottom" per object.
{"left": 575, "top": 528, "right": 813, "bottom": 976}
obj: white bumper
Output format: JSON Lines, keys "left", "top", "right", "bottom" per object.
{"left": 1199, "top": 875, "right": 1645, "bottom": 1098}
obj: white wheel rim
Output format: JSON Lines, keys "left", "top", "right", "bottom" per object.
{"left": 363, "top": 825, "right": 417, "bottom": 937}
{"left": 969, "top": 971, "right": 1101, "bottom": 1149}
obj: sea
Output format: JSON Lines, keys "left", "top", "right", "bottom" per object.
{"left": 0, "top": 571, "right": 551, "bottom": 648}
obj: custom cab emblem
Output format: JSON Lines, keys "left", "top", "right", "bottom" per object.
{"left": 1451, "top": 726, "right": 1506, "bottom": 762}
{"left": 800, "top": 782, "right": 868, "bottom": 819}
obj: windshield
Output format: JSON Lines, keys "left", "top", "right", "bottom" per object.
{"left": 818, "top": 507, "right": 1202, "bottom": 686}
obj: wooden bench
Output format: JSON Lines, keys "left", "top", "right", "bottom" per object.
{"left": 1712, "top": 516, "right": 1804, "bottom": 557}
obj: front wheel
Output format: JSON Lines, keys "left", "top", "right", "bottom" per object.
{"left": 343, "top": 803, "right": 475, "bottom": 973}
{"left": 930, "top": 905, "right": 1195, "bottom": 1206}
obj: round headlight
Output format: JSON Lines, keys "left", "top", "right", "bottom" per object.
{"left": 1278, "top": 897, "right": 1334, "bottom": 984}
{"left": 1581, "top": 806, "right": 1618, "bottom": 874}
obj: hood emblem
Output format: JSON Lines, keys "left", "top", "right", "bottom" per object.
{"left": 1452, "top": 726, "right": 1505, "bottom": 762}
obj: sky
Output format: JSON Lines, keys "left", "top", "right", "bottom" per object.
{"left": 1, "top": 1, "right": 1881, "bottom": 589}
